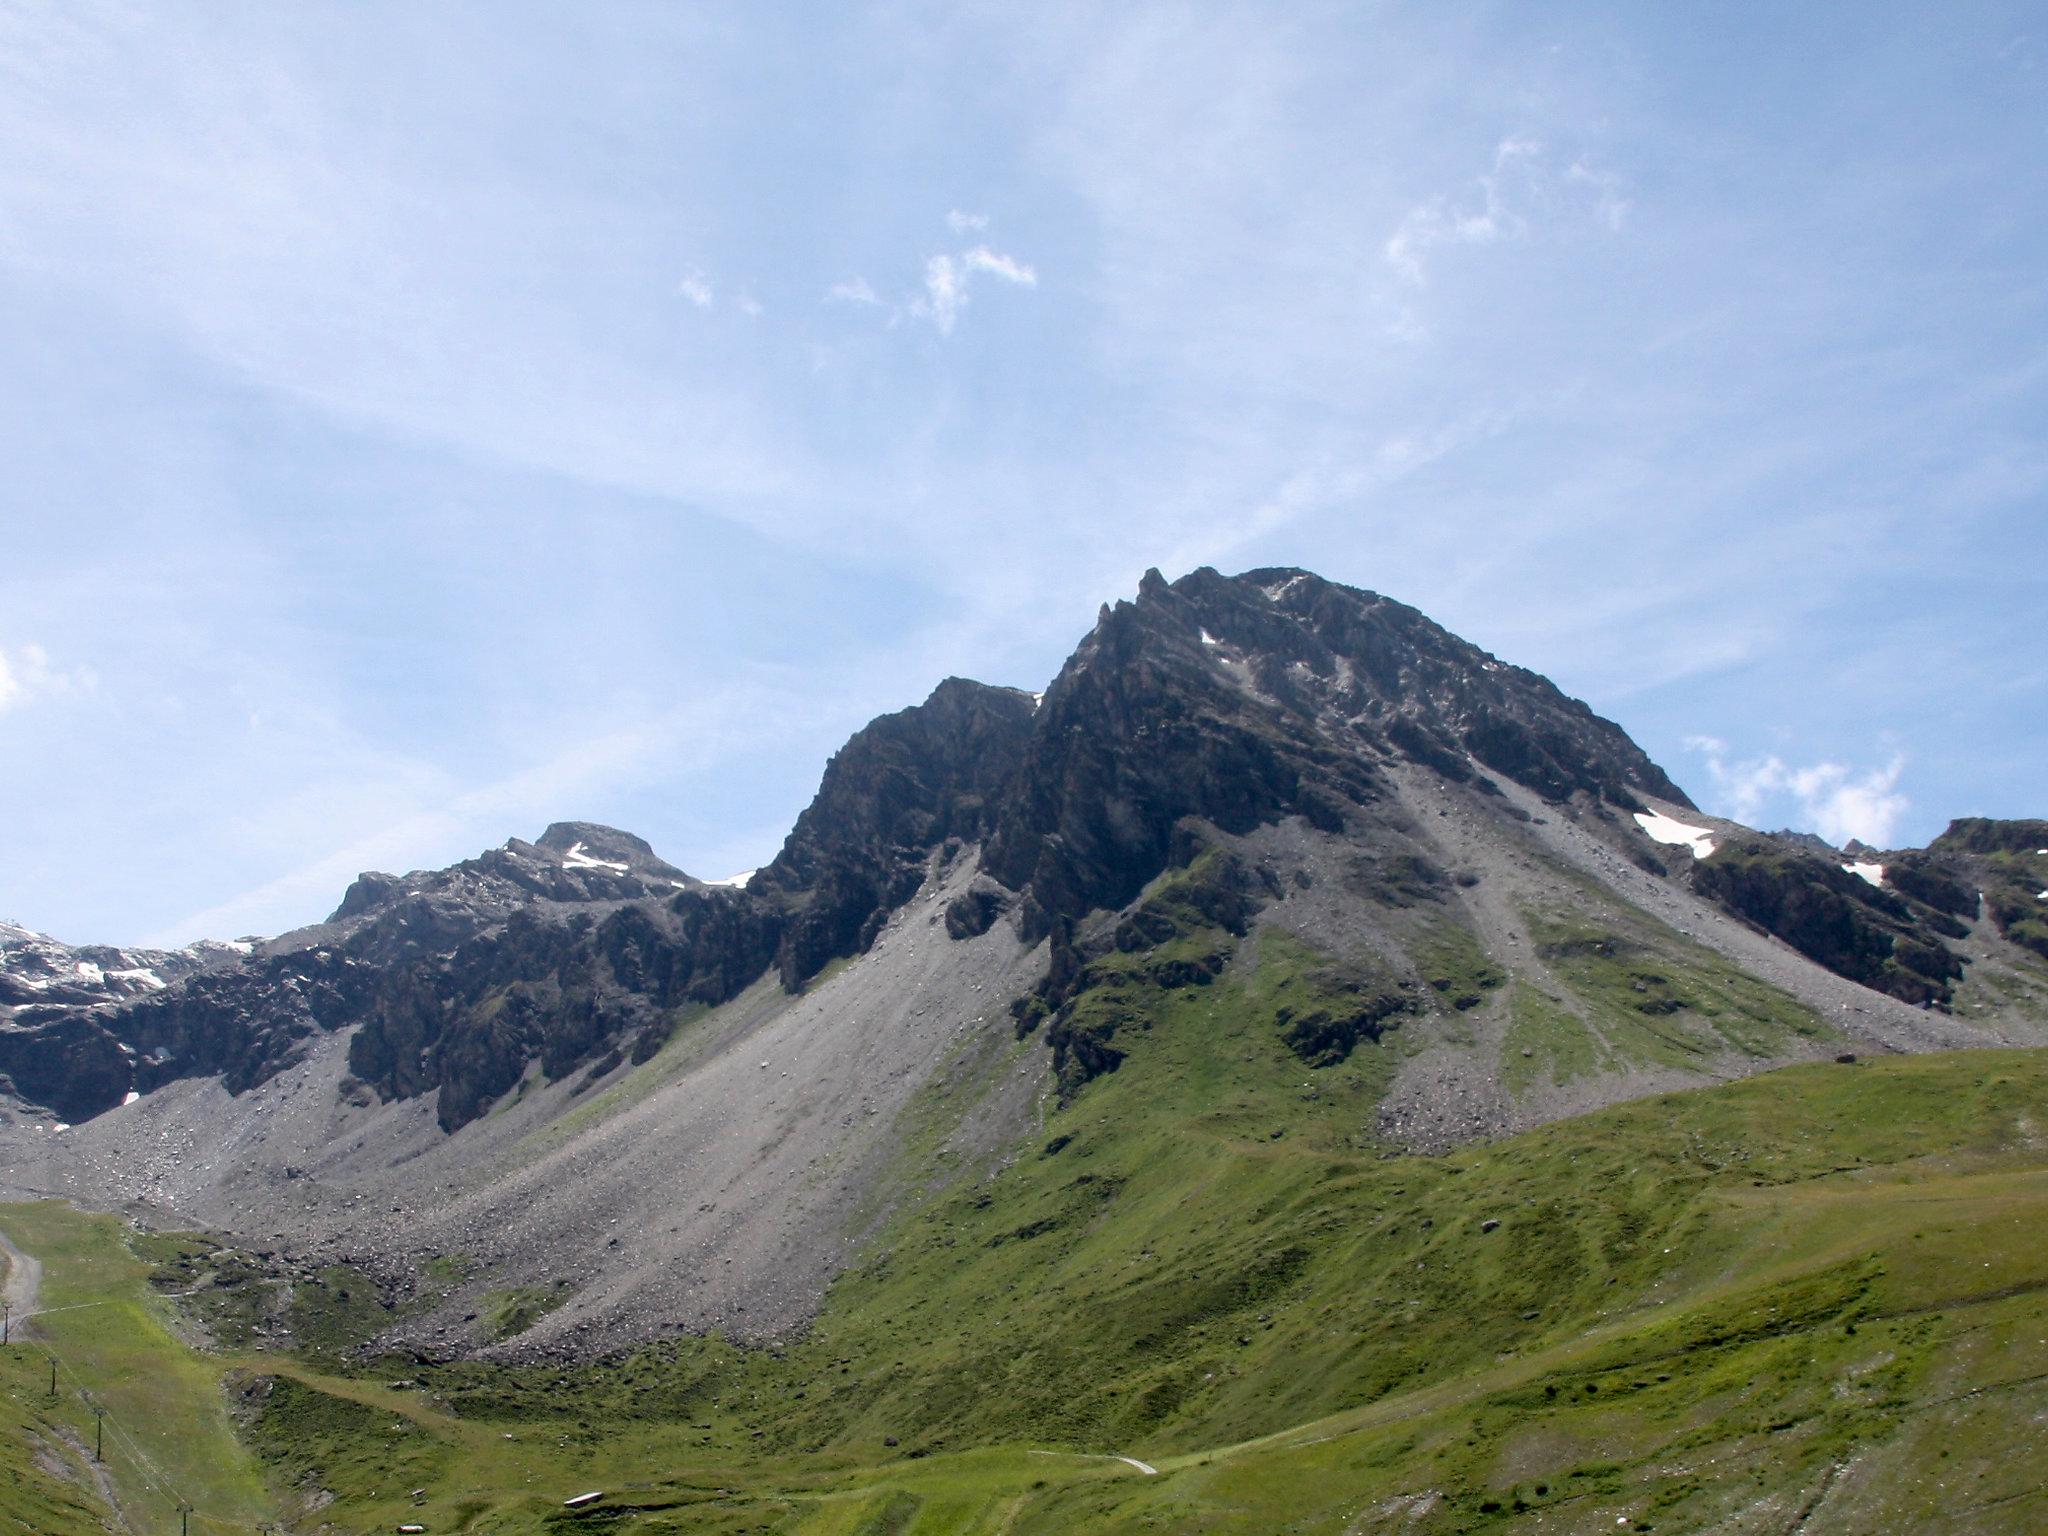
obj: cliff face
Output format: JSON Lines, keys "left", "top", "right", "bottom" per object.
{"left": 984, "top": 567, "right": 1685, "bottom": 939}
{"left": 750, "top": 677, "right": 1039, "bottom": 988}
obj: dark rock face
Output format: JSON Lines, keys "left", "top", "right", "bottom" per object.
{"left": 0, "top": 921, "right": 259, "bottom": 1118}
{"left": 1928, "top": 818, "right": 2048, "bottom": 857}
{"left": 1691, "top": 840, "right": 1964, "bottom": 1007}
{"left": 0, "top": 568, "right": 1707, "bottom": 1127}
{"left": 326, "top": 821, "right": 697, "bottom": 967}
{"left": 751, "top": 678, "right": 1039, "bottom": 987}
{"left": 0, "top": 1011, "right": 133, "bottom": 1124}
{"left": 985, "top": 567, "right": 1685, "bottom": 941}
{"left": 120, "top": 947, "right": 383, "bottom": 1094}
{"left": 347, "top": 888, "right": 782, "bottom": 1130}
{"left": 0, "top": 823, "right": 715, "bottom": 1125}
{"left": 1685, "top": 818, "right": 2048, "bottom": 1001}
{"left": 1929, "top": 819, "right": 2048, "bottom": 963}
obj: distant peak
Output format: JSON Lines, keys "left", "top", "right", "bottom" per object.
{"left": 535, "top": 822, "right": 659, "bottom": 861}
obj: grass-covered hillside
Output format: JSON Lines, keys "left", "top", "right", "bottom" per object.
{"left": 5, "top": 914, "right": 2047, "bottom": 1533}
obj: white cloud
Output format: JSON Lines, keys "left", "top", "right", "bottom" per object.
{"left": 912, "top": 244, "right": 1036, "bottom": 333}
{"left": 0, "top": 644, "right": 95, "bottom": 715}
{"left": 830, "top": 216, "right": 1037, "bottom": 336}
{"left": 1386, "top": 137, "right": 1537, "bottom": 284}
{"left": 918, "top": 253, "right": 967, "bottom": 333}
{"left": 1567, "top": 158, "right": 1630, "bottom": 231}
{"left": 962, "top": 245, "right": 1036, "bottom": 287}
{"left": 1386, "top": 136, "right": 1625, "bottom": 284}
{"left": 826, "top": 276, "right": 887, "bottom": 308}
{"left": 1688, "top": 739, "right": 1910, "bottom": 848}
{"left": 677, "top": 270, "right": 714, "bottom": 308}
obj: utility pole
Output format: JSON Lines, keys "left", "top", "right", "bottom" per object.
{"left": 3, "top": 1298, "right": 9, "bottom": 1343}
{"left": 48, "top": 1356, "right": 56, "bottom": 1395}
{"left": 177, "top": 1498, "right": 192, "bottom": 1536}
{"left": 88, "top": 1399, "right": 105, "bottom": 1462}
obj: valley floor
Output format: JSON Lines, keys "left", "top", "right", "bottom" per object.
{"left": 5, "top": 1050, "right": 2048, "bottom": 1535}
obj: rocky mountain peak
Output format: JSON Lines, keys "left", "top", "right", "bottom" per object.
{"left": 985, "top": 565, "right": 1689, "bottom": 938}
{"left": 533, "top": 821, "right": 669, "bottom": 869}
{"left": 752, "top": 677, "right": 1039, "bottom": 986}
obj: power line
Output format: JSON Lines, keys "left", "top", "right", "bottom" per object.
{"left": 29, "top": 1337, "right": 282, "bottom": 1533}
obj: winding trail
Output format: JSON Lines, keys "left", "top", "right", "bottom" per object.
{"left": 1028, "top": 1449, "right": 1158, "bottom": 1477}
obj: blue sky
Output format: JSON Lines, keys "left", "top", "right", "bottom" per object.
{"left": 1, "top": 2, "right": 2042, "bottom": 947}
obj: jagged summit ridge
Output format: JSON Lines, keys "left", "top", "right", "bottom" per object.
{"left": 984, "top": 565, "right": 1689, "bottom": 938}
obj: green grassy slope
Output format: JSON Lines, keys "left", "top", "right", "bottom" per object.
{"left": 3, "top": 920, "right": 2044, "bottom": 1534}
{"left": 0, "top": 1325, "right": 110, "bottom": 1535}
{"left": 0, "top": 1202, "right": 278, "bottom": 1534}
{"left": 291, "top": 1047, "right": 2048, "bottom": 1535}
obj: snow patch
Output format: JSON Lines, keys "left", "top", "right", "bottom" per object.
{"left": 1199, "top": 629, "right": 1221, "bottom": 648}
{"left": 1259, "top": 573, "right": 1310, "bottom": 602}
{"left": 121, "top": 1090, "right": 140, "bottom": 1107}
{"left": 708, "top": 870, "right": 756, "bottom": 889}
{"left": 107, "top": 966, "right": 165, "bottom": 989}
{"left": 1632, "top": 810, "right": 1717, "bottom": 860}
{"left": 1843, "top": 861, "right": 1885, "bottom": 888}
{"left": 562, "top": 841, "right": 631, "bottom": 875}
{"left": 73, "top": 960, "right": 104, "bottom": 985}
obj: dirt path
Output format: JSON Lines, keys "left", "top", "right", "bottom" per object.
{"left": 1028, "top": 1449, "right": 1158, "bottom": 1477}
{"left": 1, "top": 1223, "right": 43, "bottom": 1328}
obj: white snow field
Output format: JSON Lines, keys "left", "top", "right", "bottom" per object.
{"left": 1632, "top": 809, "right": 1718, "bottom": 860}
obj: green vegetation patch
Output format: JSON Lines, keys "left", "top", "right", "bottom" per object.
{"left": 480, "top": 1282, "right": 572, "bottom": 1342}
{"left": 0, "top": 1330, "right": 109, "bottom": 1536}
{"left": 1502, "top": 981, "right": 1604, "bottom": 1094}
{"left": 1242, "top": 927, "right": 1416, "bottom": 1072}
{"left": 1414, "top": 918, "right": 1506, "bottom": 1014}
{"left": 1525, "top": 907, "right": 1832, "bottom": 1070}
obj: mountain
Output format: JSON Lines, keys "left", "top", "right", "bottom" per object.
{"left": 1, "top": 564, "right": 2043, "bottom": 1369}
{"left": 0, "top": 920, "right": 255, "bottom": 1121}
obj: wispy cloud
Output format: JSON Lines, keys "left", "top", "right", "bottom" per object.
{"left": 1385, "top": 137, "right": 1539, "bottom": 283}
{"left": 677, "top": 269, "right": 714, "bottom": 308}
{"left": 826, "top": 276, "right": 886, "bottom": 309}
{"left": 1386, "top": 137, "right": 1626, "bottom": 283}
{"left": 913, "top": 244, "right": 1038, "bottom": 333}
{"left": 0, "top": 643, "right": 95, "bottom": 716}
{"left": 829, "top": 217, "right": 1038, "bottom": 335}
{"left": 1687, "top": 738, "right": 1910, "bottom": 847}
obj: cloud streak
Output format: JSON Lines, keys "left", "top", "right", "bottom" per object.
{"left": 1385, "top": 137, "right": 1627, "bottom": 284}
